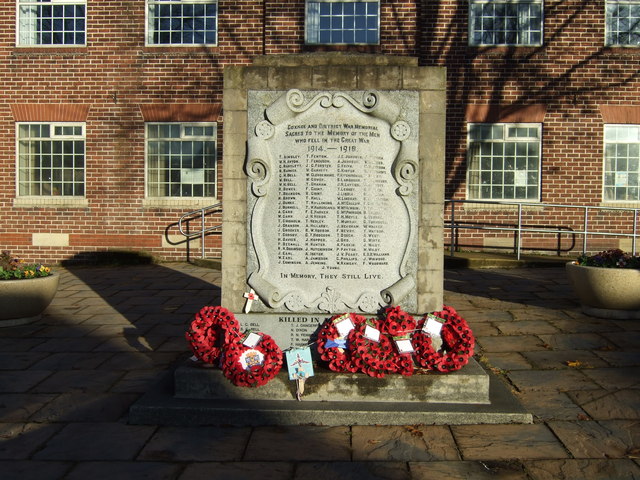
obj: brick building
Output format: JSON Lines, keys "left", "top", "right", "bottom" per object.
{"left": 1, "top": 1, "right": 638, "bottom": 264}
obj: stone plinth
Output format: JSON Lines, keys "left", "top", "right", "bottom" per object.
{"left": 175, "top": 358, "right": 490, "bottom": 404}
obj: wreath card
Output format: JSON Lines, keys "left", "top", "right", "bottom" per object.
{"left": 286, "top": 347, "right": 314, "bottom": 381}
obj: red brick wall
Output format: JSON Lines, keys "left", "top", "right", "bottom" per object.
{"left": 1, "top": 1, "right": 638, "bottom": 263}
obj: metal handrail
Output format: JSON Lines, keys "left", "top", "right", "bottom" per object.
{"left": 178, "top": 202, "right": 222, "bottom": 259}
{"left": 446, "top": 199, "right": 639, "bottom": 260}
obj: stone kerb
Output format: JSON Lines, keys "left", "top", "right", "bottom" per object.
{"left": 222, "top": 54, "right": 445, "bottom": 335}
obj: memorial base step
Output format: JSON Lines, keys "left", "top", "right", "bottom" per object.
{"left": 174, "top": 358, "right": 489, "bottom": 404}
{"left": 129, "top": 360, "right": 532, "bottom": 426}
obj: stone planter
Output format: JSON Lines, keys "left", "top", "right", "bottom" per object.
{"left": 566, "top": 262, "right": 640, "bottom": 319}
{"left": 0, "top": 273, "right": 59, "bottom": 326}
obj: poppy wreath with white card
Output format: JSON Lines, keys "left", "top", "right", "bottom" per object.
{"left": 316, "top": 313, "right": 362, "bottom": 373}
{"left": 185, "top": 306, "right": 241, "bottom": 365}
{"left": 413, "top": 305, "right": 475, "bottom": 372}
{"left": 349, "top": 317, "right": 399, "bottom": 378}
{"left": 221, "top": 332, "right": 283, "bottom": 387}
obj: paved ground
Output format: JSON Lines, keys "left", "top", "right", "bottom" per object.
{"left": 1, "top": 263, "right": 639, "bottom": 479}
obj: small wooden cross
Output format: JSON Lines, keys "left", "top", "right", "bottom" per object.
{"left": 243, "top": 289, "right": 257, "bottom": 313}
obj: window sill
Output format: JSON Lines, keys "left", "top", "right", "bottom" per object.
{"left": 459, "top": 200, "right": 544, "bottom": 212}
{"left": 142, "top": 197, "right": 219, "bottom": 209}
{"left": 599, "top": 201, "right": 640, "bottom": 209}
{"left": 13, "top": 46, "right": 87, "bottom": 56}
{"left": 13, "top": 196, "right": 89, "bottom": 208}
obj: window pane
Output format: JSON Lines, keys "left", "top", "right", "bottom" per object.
{"left": 146, "top": 123, "right": 218, "bottom": 198}
{"left": 467, "top": 123, "right": 541, "bottom": 200}
{"left": 17, "top": 122, "right": 85, "bottom": 197}
{"left": 148, "top": 0, "right": 218, "bottom": 45}
{"left": 469, "top": 0, "right": 543, "bottom": 46}
{"left": 19, "top": 1, "right": 86, "bottom": 46}
{"left": 606, "top": 0, "right": 640, "bottom": 46}
{"left": 604, "top": 124, "right": 640, "bottom": 201}
{"left": 307, "top": 1, "right": 379, "bottom": 45}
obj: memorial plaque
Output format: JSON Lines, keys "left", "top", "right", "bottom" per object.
{"left": 246, "top": 89, "right": 419, "bottom": 314}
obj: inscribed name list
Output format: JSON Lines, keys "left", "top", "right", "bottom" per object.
{"left": 246, "top": 90, "right": 418, "bottom": 314}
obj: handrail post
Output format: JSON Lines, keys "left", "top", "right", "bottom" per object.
{"left": 201, "top": 207, "right": 206, "bottom": 259}
{"left": 450, "top": 200, "right": 456, "bottom": 256}
{"left": 516, "top": 203, "right": 522, "bottom": 260}
{"left": 633, "top": 209, "right": 638, "bottom": 255}
{"left": 583, "top": 206, "right": 589, "bottom": 254}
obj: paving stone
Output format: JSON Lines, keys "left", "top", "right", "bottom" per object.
{"left": 566, "top": 389, "right": 640, "bottom": 420}
{"left": 465, "top": 322, "right": 500, "bottom": 336}
{"left": 507, "top": 369, "right": 598, "bottom": 392}
{"left": 549, "top": 317, "right": 618, "bottom": 333}
{"left": 410, "top": 460, "right": 529, "bottom": 479}
{"left": 456, "top": 310, "right": 514, "bottom": 323}
{"left": 243, "top": 426, "right": 351, "bottom": 461}
{"left": 476, "top": 335, "right": 546, "bottom": 353}
{"left": 352, "top": 425, "right": 459, "bottom": 461}
{"left": 496, "top": 320, "right": 559, "bottom": 335}
{"left": 515, "top": 391, "right": 589, "bottom": 421}
{"left": 138, "top": 426, "right": 251, "bottom": 462}
{"left": 180, "top": 462, "right": 294, "bottom": 480}
{"left": 522, "top": 350, "right": 609, "bottom": 370}
{"left": 581, "top": 367, "right": 640, "bottom": 390}
{"left": 509, "top": 309, "right": 572, "bottom": 323}
{"left": 33, "top": 422, "right": 156, "bottom": 461}
{"left": 612, "top": 319, "right": 640, "bottom": 332}
{"left": 0, "top": 460, "right": 71, "bottom": 480}
{"left": 537, "top": 333, "right": 615, "bottom": 351}
{"left": 110, "top": 369, "right": 166, "bottom": 393}
{"left": 602, "top": 331, "right": 640, "bottom": 350}
{"left": 293, "top": 462, "right": 410, "bottom": 480}
{"left": 0, "top": 371, "right": 52, "bottom": 393}
{"left": 30, "top": 392, "right": 138, "bottom": 422}
{"left": 32, "top": 370, "right": 123, "bottom": 393}
{"left": 0, "top": 423, "right": 63, "bottom": 459}
{"left": 0, "top": 394, "right": 57, "bottom": 422}
{"left": 30, "top": 352, "right": 113, "bottom": 370}
{"left": 33, "top": 325, "right": 99, "bottom": 338}
{"left": 0, "top": 353, "right": 49, "bottom": 370}
{"left": 482, "top": 352, "right": 532, "bottom": 371}
{"left": 0, "top": 338, "right": 45, "bottom": 352}
{"left": 594, "top": 351, "right": 640, "bottom": 367}
{"left": 451, "top": 424, "right": 568, "bottom": 460}
{"left": 548, "top": 420, "right": 640, "bottom": 459}
{"left": 31, "top": 337, "right": 105, "bottom": 353}
{"left": 524, "top": 458, "right": 640, "bottom": 480}
{"left": 65, "top": 461, "right": 182, "bottom": 480}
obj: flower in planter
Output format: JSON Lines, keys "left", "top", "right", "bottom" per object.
{"left": 576, "top": 249, "right": 640, "bottom": 269}
{"left": 0, "top": 251, "right": 52, "bottom": 280}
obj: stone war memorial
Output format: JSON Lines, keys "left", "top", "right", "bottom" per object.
{"left": 222, "top": 55, "right": 444, "bottom": 347}
{"left": 131, "top": 54, "right": 531, "bottom": 426}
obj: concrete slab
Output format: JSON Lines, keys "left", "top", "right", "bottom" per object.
{"left": 174, "top": 359, "right": 489, "bottom": 404}
{"left": 129, "top": 368, "right": 532, "bottom": 426}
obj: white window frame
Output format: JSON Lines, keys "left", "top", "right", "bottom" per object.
{"left": 146, "top": 0, "right": 218, "bottom": 47}
{"left": 16, "top": 0, "right": 87, "bottom": 47}
{"left": 467, "top": 123, "right": 542, "bottom": 201}
{"left": 16, "top": 122, "right": 86, "bottom": 198}
{"left": 605, "top": 0, "right": 640, "bottom": 46}
{"left": 305, "top": 0, "right": 380, "bottom": 45}
{"left": 145, "top": 122, "right": 218, "bottom": 199}
{"left": 468, "top": 0, "right": 543, "bottom": 47}
{"left": 603, "top": 124, "right": 640, "bottom": 203}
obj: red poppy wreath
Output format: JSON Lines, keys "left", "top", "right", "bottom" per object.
{"left": 349, "top": 317, "right": 400, "bottom": 378}
{"left": 221, "top": 332, "right": 283, "bottom": 387}
{"left": 413, "top": 305, "right": 475, "bottom": 372}
{"left": 316, "top": 313, "right": 364, "bottom": 373}
{"left": 185, "top": 306, "right": 241, "bottom": 365}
